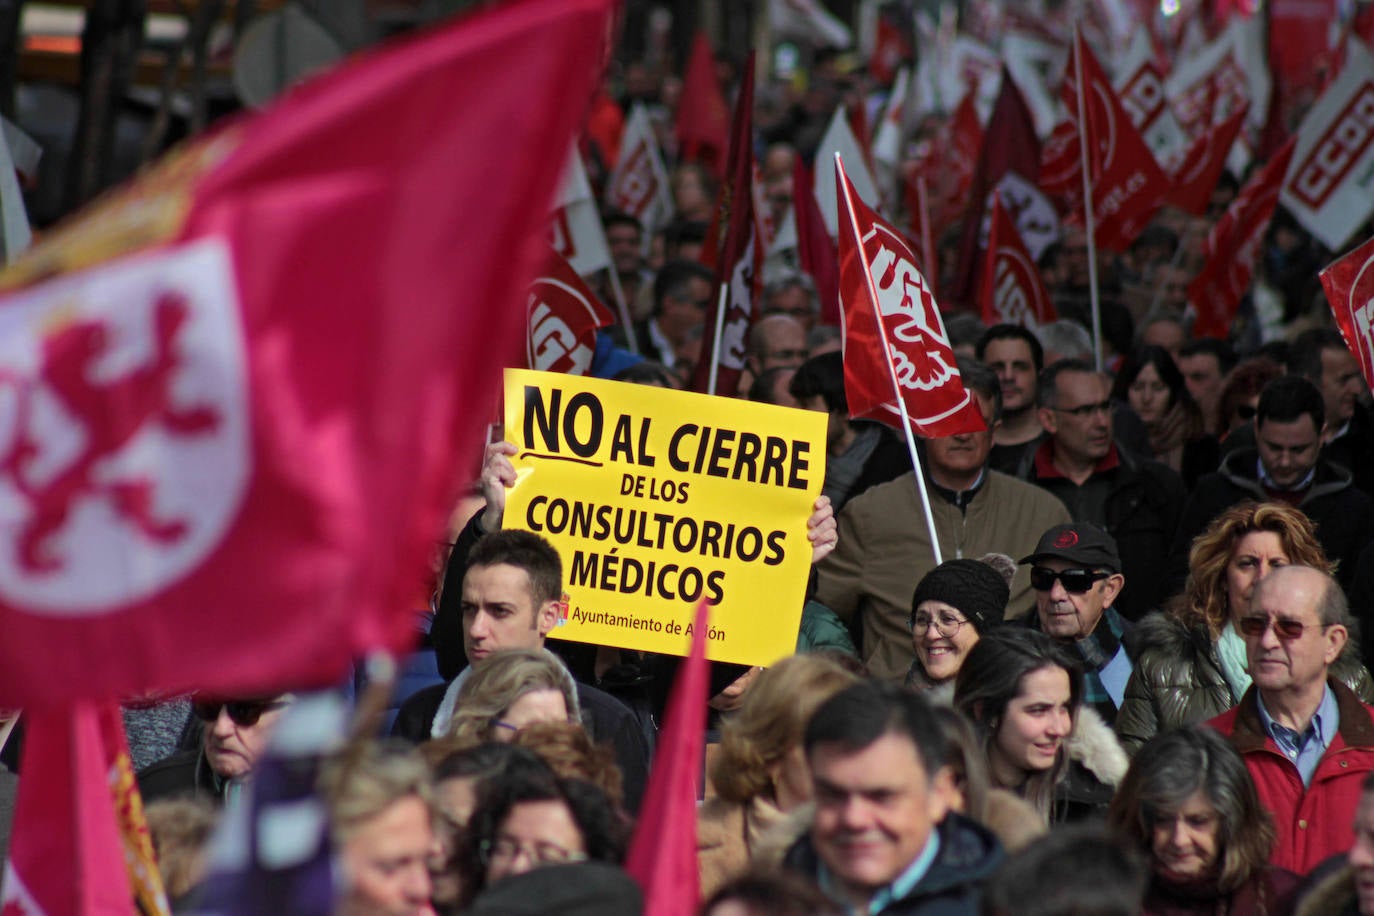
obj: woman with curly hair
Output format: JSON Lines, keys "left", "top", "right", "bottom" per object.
{"left": 435, "top": 649, "right": 580, "bottom": 751}
{"left": 695, "top": 654, "right": 859, "bottom": 897}
{"left": 1116, "top": 500, "right": 1372, "bottom": 754}
{"left": 1109, "top": 728, "right": 1300, "bottom": 914}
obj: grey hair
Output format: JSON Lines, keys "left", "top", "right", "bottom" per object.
{"left": 1035, "top": 320, "right": 1093, "bottom": 362}
{"left": 762, "top": 269, "right": 819, "bottom": 314}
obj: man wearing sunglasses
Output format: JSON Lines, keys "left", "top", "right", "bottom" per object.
{"left": 1207, "top": 566, "right": 1374, "bottom": 874}
{"left": 137, "top": 695, "right": 292, "bottom": 805}
{"left": 1019, "top": 523, "right": 1134, "bottom": 726}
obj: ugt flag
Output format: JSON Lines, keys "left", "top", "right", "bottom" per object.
{"left": 1320, "top": 234, "right": 1374, "bottom": 394}
{"left": 835, "top": 155, "right": 985, "bottom": 438}
{"left": 0, "top": 0, "right": 614, "bottom": 707}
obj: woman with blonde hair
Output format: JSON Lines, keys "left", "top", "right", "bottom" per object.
{"left": 696, "top": 653, "right": 859, "bottom": 897}
{"left": 439, "top": 649, "right": 580, "bottom": 750}
{"left": 1116, "top": 500, "right": 1372, "bottom": 754}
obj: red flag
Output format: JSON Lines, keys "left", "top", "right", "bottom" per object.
{"left": 1056, "top": 32, "right": 1171, "bottom": 251}
{"left": 906, "top": 93, "right": 983, "bottom": 236}
{"left": 836, "top": 157, "right": 986, "bottom": 437}
{"left": 675, "top": 33, "right": 730, "bottom": 178}
{"left": 2, "top": 704, "right": 134, "bottom": 916}
{"left": 1190, "top": 138, "right": 1297, "bottom": 338}
{"left": 691, "top": 53, "right": 763, "bottom": 396}
{"left": 794, "top": 157, "right": 842, "bottom": 327}
{"left": 980, "top": 190, "right": 1057, "bottom": 328}
{"left": 952, "top": 68, "right": 1042, "bottom": 307}
{"left": 527, "top": 249, "right": 616, "bottom": 376}
{"left": 0, "top": 0, "right": 612, "bottom": 706}
{"left": 625, "top": 600, "right": 710, "bottom": 916}
{"left": 1319, "top": 233, "right": 1374, "bottom": 394}
{"left": 869, "top": 12, "right": 913, "bottom": 84}
{"left": 1166, "top": 102, "right": 1249, "bottom": 214}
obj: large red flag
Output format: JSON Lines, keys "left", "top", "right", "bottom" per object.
{"left": 1320, "top": 234, "right": 1374, "bottom": 394}
{"left": 836, "top": 157, "right": 986, "bottom": 437}
{"left": 794, "top": 157, "right": 842, "bottom": 327}
{"left": 1190, "top": 138, "right": 1297, "bottom": 338}
{"left": 691, "top": 54, "right": 762, "bottom": 396}
{"left": 526, "top": 249, "right": 616, "bottom": 376}
{"left": 1166, "top": 102, "right": 1249, "bottom": 214}
{"left": 675, "top": 33, "right": 730, "bottom": 179}
{"left": 1055, "top": 32, "right": 1171, "bottom": 251}
{"left": 952, "top": 69, "right": 1046, "bottom": 308}
{"left": 980, "top": 191, "right": 1057, "bottom": 329}
{"left": 0, "top": 0, "right": 612, "bottom": 706}
{"left": 625, "top": 600, "right": 710, "bottom": 916}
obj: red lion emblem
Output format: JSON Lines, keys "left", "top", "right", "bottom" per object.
{"left": 1054, "top": 530, "right": 1080, "bottom": 549}
{"left": 1, "top": 292, "right": 220, "bottom": 574}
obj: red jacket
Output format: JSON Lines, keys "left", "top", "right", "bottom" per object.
{"left": 1207, "top": 680, "right": 1374, "bottom": 874}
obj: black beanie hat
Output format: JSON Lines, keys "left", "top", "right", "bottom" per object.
{"left": 909, "top": 559, "right": 1010, "bottom": 634}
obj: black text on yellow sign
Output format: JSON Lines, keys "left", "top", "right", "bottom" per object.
{"left": 503, "top": 369, "right": 826, "bottom": 665}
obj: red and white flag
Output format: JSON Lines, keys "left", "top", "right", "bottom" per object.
{"left": 552, "top": 149, "right": 612, "bottom": 277}
{"left": 814, "top": 105, "right": 880, "bottom": 238}
{"left": 1280, "top": 37, "right": 1374, "bottom": 250}
{"left": 836, "top": 156, "right": 985, "bottom": 438}
{"left": 527, "top": 250, "right": 616, "bottom": 376}
{"left": 1114, "top": 27, "right": 1190, "bottom": 168}
{"left": 1190, "top": 138, "right": 1297, "bottom": 338}
{"left": 793, "top": 157, "right": 842, "bottom": 326}
{"left": 1055, "top": 31, "right": 1171, "bottom": 252}
{"left": 906, "top": 92, "right": 982, "bottom": 236}
{"left": 1166, "top": 102, "right": 1248, "bottom": 214}
{"left": 605, "top": 103, "right": 674, "bottom": 244}
{"left": 872, "top": 67, "right": 911, "bottom": 198}
{"left": 1319, "top": 234, "right": 1374, "bottom": 394}
{"left": 980, "top": 191, "right": 1056, "bottom": 329}
{"left": 0, "top": 0, "right": 611, "bottom": 705}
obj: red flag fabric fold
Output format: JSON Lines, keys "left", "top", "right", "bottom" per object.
{"left": 980, "top": 190, "right": 1057, "bottom": 329}
{"left": 794, "top": 157, "right": 842, "bottom": 327}
{"left": 835, "top": 157, "right": 986, "bottom": 438}
{"left": 676, "top": 33, "right": 730, "bottom": 178}
{"left": 625, "top": 600, "right": 711, "bottom": 916}
{"left": 1166, "top": 103, "right": 1249, "bottom": 215}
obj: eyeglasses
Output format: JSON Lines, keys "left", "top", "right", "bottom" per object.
{"left": 1237, "top": 615, "right": 1332, "bottom": 640}
{"left": 479, "top": 836, "right": 587, "bottom": 868}
{"left": 491, "top": 715, "right": 581, "bottom": 734}
{"left": 910, "top": 611, "right": 971, "bottom": 637}
{"left": 193, "top": 699, "right": 289, "bottom": 727}
{"left": 1030, "top": 567, "right": 1111, "bottom": 594}
{"left": 1050, "top": 400, "right": 1115, "bottom": 419}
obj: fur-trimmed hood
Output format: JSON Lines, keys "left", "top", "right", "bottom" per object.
{"left": 1068, "top": 705, "right": 1129, "bottom": 787}
{"left": 1294, "top": 861, "right": 1358, "bottom": 916}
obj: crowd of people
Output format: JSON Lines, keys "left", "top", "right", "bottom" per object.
{"left": 5, "top": 4, "right": 1374, "bottom": 914}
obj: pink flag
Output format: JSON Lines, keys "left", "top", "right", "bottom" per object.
{"left": 1320, "top": 233, "right": 1374, "bottom": 393}
{"left": 625, "top": 600, "right": 711, "bottom": 916}
{"left": 836, "top": 157, "right": 986, "bottom": 438}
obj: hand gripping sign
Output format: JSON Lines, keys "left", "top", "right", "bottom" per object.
{"left": 1320, "top": 233, "right": 1374, "bottom": 393}
{"left": 502, "top": 369, "right": 825, "bottom": 666}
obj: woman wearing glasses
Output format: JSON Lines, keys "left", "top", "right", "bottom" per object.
{"left": 437, "top": 649, "right": 581, "bottom": 750}
{"left": 956, "top": 628, "right": 1127, "bottom": 824}
{"left": 905, "top": 559, "right": 1011, "bottom": 696}
{"left": 1108, "top": 728, "right": 1300, "bottom": 915}
{"left": 1116, "top": 501, "right": 1373, "bottom": 755}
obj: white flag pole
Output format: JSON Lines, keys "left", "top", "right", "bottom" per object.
{"left": 1073, "top": 30, "right": 1105, "bottom": 374}
{"left": 835, "top": 153, "right": 944, "bottom": 566}
{"left": 706, "top": 282, "right": 729, "bottom": 396}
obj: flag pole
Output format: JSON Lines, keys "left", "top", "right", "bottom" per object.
{"left": 1073, "top": 30, "right": 1105, "bottom": 373}
{"left": 604, "top": 260, "right": 640, "bottom": 354}
{"left": 836, "top": 153, "right": 943, "bottom": 566}
{"left": 705, "top": 281, "right": 729, "bottom": 395}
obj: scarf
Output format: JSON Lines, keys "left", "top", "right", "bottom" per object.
{"left": 1216, "top": 622, "right": 1252, "bottom": 702}
{"left": 1145, "top": 400, "right": 1190, "bottom": 471}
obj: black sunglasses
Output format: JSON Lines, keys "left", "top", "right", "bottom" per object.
{"left": 194, "top": 699, "right": 288, "bottom": 727}
{"left": 1237, "top": 616, "right": 1331, "bottom": 640}
{"left": 1030, "top": 567, "right": 1110, "bottom": 594}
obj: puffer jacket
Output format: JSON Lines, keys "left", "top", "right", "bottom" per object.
{"left": 1117, "top": 613, "right": 1374, "bottom": 755}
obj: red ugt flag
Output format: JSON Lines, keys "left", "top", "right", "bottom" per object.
{"left": 527, "top": 249, "right": 616, "bottom": 376}
{"left": 1190, "top": 138, "right": 1297, "bottom": 338}
{"left": 981, "top": 190, "right": 1056, "bottom": 329}
{"left": 1166, "top": 102, "right": 1249, "bottom": 215}
{"left": 0, "top": 0, "right": 613, "bottom": 706}
{"left": 1320, "top": 235, "right": 1374, "bottom": 394}
{"left": 835, "top": 156, "right": 986, "bottom": 437}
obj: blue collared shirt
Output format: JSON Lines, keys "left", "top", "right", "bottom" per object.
{"left": 1256, "top": 685, "right": 1339, "bottom": 786}
{"left": 1257, "top": 456, "right": 1316, "bottom": 493}
{"left": 819, "top": 830, "right": 942, "bottom": 915}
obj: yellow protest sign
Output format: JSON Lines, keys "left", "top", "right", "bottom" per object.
{"left": 503, "top": 368, "right": 827, "bottom": 666}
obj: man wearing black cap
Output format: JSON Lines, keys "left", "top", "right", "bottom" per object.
{"left": 1019, "top": 523, "right": 1135, "bottom": 725}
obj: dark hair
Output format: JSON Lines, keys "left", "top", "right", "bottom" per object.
{"left": 944, "top": 312, "right": 988, "bottom": 352}
{"left": 1218, "top": 356, "right": 1283, "bottom": 430}
{"left": 1287, "top": 328, "right": 1348, "bottom": 381}
{"left": 957, "top": 355, "right": 1002, "bottom": 422}
{"left": 804, "top": 681, "right": 949, "bottom": 781}
{"left": 652, "top": 258, "right": 714, "bottom": 314}
{"left": 977, "top": 324, "right": 1045, "bottom": 373}
{"left": 982, "top": 824, "right": 1147, "bottom": 916}
{"left": 701, "top": 868, "right": 843, "bottom": 916}
{"left": 1037, "top": 358, "right": 1099, "bottom": 409}
{"left": 433, "top": 742, "right": 549, "bottom": 785}
{"left": 458, "top": 770, "right": 628, "bottom": 906}
{"left": 1256, "top": 374, "right": 1324, "bottom": 431}
{"left": 789, "top": 351, "right": 846, "bottom": 413}
{"left": 748, "top": 366, "right": 796, "bottom": 405}
{"left": 1112, "top": 345, "right": 1194, "bottom": 414}
{"left": 467, "top": 530, "right": 562, "bottom": 608}
{"left": 1179, "top": 337, "right": 1237, "bottom": 375}
{"left": 601, "top": 210, "right": 643, "bottom": 235}
{"left": 612, "top": 360, "right": 678, "bottom": 388}
{"left": 954, "top": 629, "right": 1083, "bottom": 822}
{"left": 1108, "top": 728, "right": 1273, "bottom": 893}
{"left": 663, "top": 218, "right": 709, "bottom": 252}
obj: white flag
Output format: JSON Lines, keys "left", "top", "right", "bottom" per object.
{"left": 813, "top": 106, "right": 880, "bottom": 237}
{"left": 604, "top": 103, "right": 674, "bottom": 244}
{"left": 552, "top": 148, "right": 610, "bottom": 276}
{"left": 1114, "top": 27, "right": 1191, "bottom": 168}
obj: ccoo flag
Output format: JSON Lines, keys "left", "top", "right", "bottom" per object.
{"left": 0, "top": 0, "right": 614, "bottom": 707}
